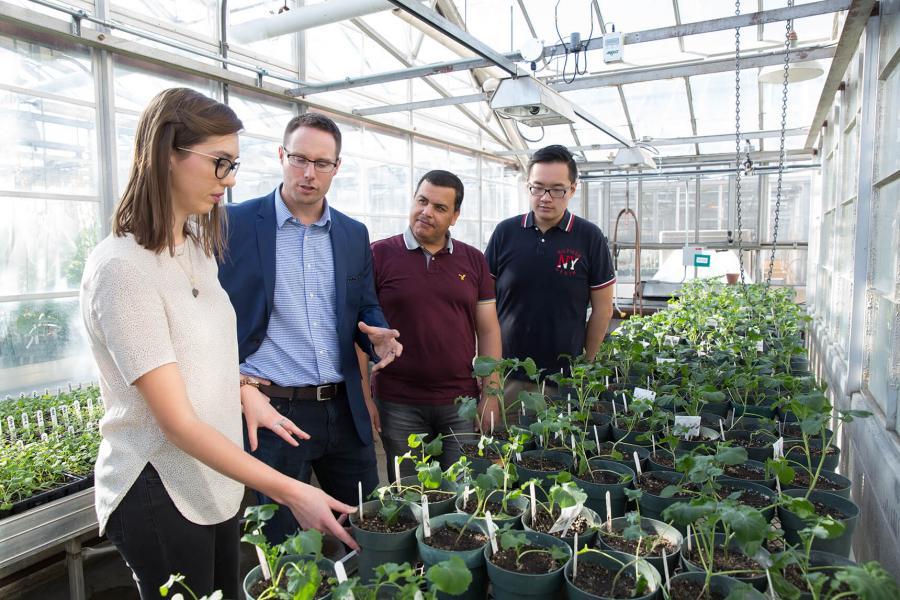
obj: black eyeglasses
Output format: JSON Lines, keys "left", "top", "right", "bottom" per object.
{"left": 177, "top": 147, "right": 241, "bottom": 179}
{"left": 281, "top": 147, "right": 338, "bottom": 173}
{"left": 528, "top": 185, "right": 569, "bottom": 199}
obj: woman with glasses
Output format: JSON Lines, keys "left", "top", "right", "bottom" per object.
{"left": 79, "top": 88, "right": 357, "bottom": 599}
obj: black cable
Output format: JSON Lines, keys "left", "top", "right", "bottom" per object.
{"left": 555, "top": 0, "right": 577, "bottom": 84}
{"left": 515, "top": 120, "right": 545, "bottom": 143}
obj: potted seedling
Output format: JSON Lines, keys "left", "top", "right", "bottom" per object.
{"left": 350, "top": 487, "right": 422, "bottom": 582}
{"left": 573, "top": 456, "right": 635, "bottom": 519}
{"left": 777, "top": 491, "right": 860, "bottom": 558}
{"left": 521, "top": 474, "right": 599, "bottom": 548}
{"left": 565, "top": 547, "right": 661, "bottom": 600}
{"left": 396, "top": 433, "right": 460, "bottom": 516}
{"left": 484, "top": 529, "right": 572, "bottom": 599}
{"left": 455, "top": 463, "right": 527, "bottom": 528}
{"left": 456, "top": 356, "right": 544, "bottom": 432}
{"left": 330, "top": 558, "right": 471, "bottom": 600}
{"left": 595, "top": 502, "right": 683, "bottom": 578}
{"left": 416, "top": 511, "right": 490, "bottom": 600}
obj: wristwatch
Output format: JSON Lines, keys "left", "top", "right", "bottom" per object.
{"left": 240, "top": 375, "right": 262, "bottom": 389}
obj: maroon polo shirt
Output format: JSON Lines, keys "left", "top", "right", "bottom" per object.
{"left": 370, "top": 231, "right": 495, "bottom": 406}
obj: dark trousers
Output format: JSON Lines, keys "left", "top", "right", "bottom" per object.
{"left": 378, "top": 398, "right": 474, "bottom": 483}
{"left": 245, "top": 391, "right": 379, "bottom": 544}
{"left": 105, "top": 463, "right": 240, "bottom": 600}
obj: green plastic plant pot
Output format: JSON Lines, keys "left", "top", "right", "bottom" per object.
{"left": 595, "top": 514, "right": 683, "bottom": 577}
{"left": 416, "top": 513, "right": 487, "bottom": 600}
{"left": 718, "top": 459, "right": 776, "bottom": 489}
{"left": 484, "top": 530, "right": 572, "bottom": 600}
{"left": 590, "top": 413, "right": 612, "bottom": 442}
{"left": 722, "top": 430, "right": 776, "bottom": 463}
{"left": 679, "top": 532, "right": 768, "bottom": 591}
{"left": 785, "top": 550, "right": 857, "bottom": 600}
{"left": 574, "top": 459, "right": 635, "bottom": 519}
{"left": 635, "top": 470, "right": 686, "bottom": 525}
{"left": 731, "top": 399, "right": 778, "bottom": 419}
{"left": 714, "top": 479, "right": 777, "bottom": 522}
{"left": 515, "top": 449, "right": 574, "bottom": 495}
{"left": 699, "top": 400, "right": 729, "bottom": 418}
{"left": 784, "top": 440, "right": 841, "bottom": 472}
{"left": 564, "top": 548, "right": 661, "bottom": 600}
{"left": 646, "top": 451, "right": 677, "bottom": 473}
{"left": 666, "top": 572, "right": 767, "bottom": 599}
{"left": 778, "top": 490, "right": 859, "bottom": 558}
{"left": 521, "top": 506, "right": 600, "bottom": 549}
{"left": 610, "top": 422, "right": 657, "bottom": 446}
{"left": 242, "top": 555, "right": 333, "bottom": 600}
{"left": 454, "top": 493, "right": 527, "bottom": 529}
{"left": 676, "top": 427, "right": 721, "bottom": 452}
{"left": 593, "top": 442, "right": 650, "bottom": 470}
{"left": 349, "top": 500, "right": 421, "bottom": 583}
{"left": 782, "top": 465, "right": 851, "bottom": 499}
{"left": 399, "top": 475, "right": 459, "bottom": 517}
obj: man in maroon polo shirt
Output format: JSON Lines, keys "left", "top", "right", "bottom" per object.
{"left": 358, "top": 170, "right": 501, "bottom": 480}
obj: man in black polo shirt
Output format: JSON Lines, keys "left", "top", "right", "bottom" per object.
{"left": 485, "top": 145, "right": 615, "bottom": 397}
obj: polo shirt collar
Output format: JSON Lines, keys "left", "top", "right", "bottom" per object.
{"left": 275, "top": 185, "right": 332, "bottom": 231}
{"left": 521, "top": 209, "right": 575, "bottom": 233}
{"left": 403, "top": 227, "right": 454, "bottom": 254}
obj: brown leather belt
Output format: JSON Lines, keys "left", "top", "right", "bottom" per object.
{"left": 260, "top": 382, "right": 345, "bottom": 401}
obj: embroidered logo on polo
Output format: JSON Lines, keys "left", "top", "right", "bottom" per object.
{"left": 555, "top": 248, "right": 583, "bottom": 277}
{"left": 458, "top": 273, "right": 467, "bottom": 281}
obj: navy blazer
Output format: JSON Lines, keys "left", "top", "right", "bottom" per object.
{"left": 217, "top": 189, "right": 388, "bottom": 446}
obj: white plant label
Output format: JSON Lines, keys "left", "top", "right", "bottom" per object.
{"left": 656, "top": 357, "right": 676, "bottom": 364}
{"left": 7, "top": 416, "right": 15, "bottom": 439}
{"left": 529, "top": 482, "right": 537, "bottom": 521}
{"left": 358, "top": 481, "right": 364, "bottom": 521}
{"left": 664, "top": 335, "right": 680, "bottom": 347}
{"left": 462, "top": 485, "right": 471, "bottom": 504}
{"left": 40, "top": 433, "right": 49, "bottom": 442}
{"left": 674, "top": 416, "right": 702, "bottom": 440}
{"left": 593, "top": 425, "right": 601, "bottom": 453}
{"left": 632, "top": 451, "right": 643, "bottom": 476}
{"left": 515, "top": 452, "right": 522, "bottom": 462}
{"left": 573, "top": 532, "right": 579, "bottom": 579}
{"left": 87, "top": 396, "right": 94, "bottom": 413}
{"left": 67, "top": 425, "right": 75, "bottom": 435}
{"left": 485, "top": 511, "right": 499, "bottom": 553}
{"left": 490, "top": 411, "right": 494, "bottom": 434}
{"left": 394, "top": 457, "right": 402, "bottom": 492}
{"left": 719, "top": 419, "right": 726, "bottom": 440}
{"left": 255, "top": 545, "right": 271, "bottom": 580}
{"left": 620, "top": 393, "right": 628, "bottom": 413}
{"left": 706, "top": 318, "right": 718, "bottom": 328}
{"left": 50, "top": 407, "right": 58, "bottom": 427}
{"left": 61, "top": 405, "right": 69, "bottom": 422}
{"left": 421, "top": 496, "right": 431, "bottom": 537}
{"left": 605, "top": 491, "right": 613, "bottom": 531}
{"left": 633, "top": 388, "right": 657, "bottom": 403}
{"left": 36, "top": 411, "right": 44, "bottom": 429}
{"left": 21, "top": 412, "right": 29, "bottom": 430}
{"left": 73, "top": 401, "right": 82, "bottom": 420}
{"left": 549, "top": 504, "right": 582, "bottom": 535}
{"left": 662, "top": 548, "right": 671, "bottom": 589}
{"left": 756, "top": 340, "right": 765, "bottom": 353}
{"left": 773, "top": 437, "right": 784, "bottom": 458}
{"left": 333, "top": 559, "right": 348, "bottom": 583}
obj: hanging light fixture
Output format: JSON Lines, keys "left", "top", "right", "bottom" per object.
{"left": 758, "top": 28, "right": 825, "bottom": 83}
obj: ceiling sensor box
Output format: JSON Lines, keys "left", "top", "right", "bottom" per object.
{"left": 490, "top": 76, "right": 577, "bottom": 127}
{"left": 603, "top": 31, "right": 623, "bottom": 63}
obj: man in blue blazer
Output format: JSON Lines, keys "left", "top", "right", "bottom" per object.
{"left": 218, "top": 113, "right": 402, "bottom": 544}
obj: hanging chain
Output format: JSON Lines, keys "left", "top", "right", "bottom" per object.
{"left": 734, "top": 0, "right": 746, "bottom": 286}
{"left": 766, "top": 0, "right": 793, "bottom": 289}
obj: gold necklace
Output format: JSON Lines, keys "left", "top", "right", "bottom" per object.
{"left": 173, "top": 240, "right": 199, "bottom": 298}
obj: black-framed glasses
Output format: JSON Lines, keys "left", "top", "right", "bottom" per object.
{"left": 281, "top": 147, "right": 338, "bottom": 173}
{"left": 177, "top": 147, "right": 240, "bottom": 179}
{"left": 528, "top": 185, "right": 568, "bottom": 199}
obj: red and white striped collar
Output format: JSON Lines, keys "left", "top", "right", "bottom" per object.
{"left": 521, "top": 210, "right": 575, "bottom": 232}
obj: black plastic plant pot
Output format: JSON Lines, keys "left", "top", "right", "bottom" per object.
{"left": 679, "top": 532, "right": 768, "bottom": 591}
{"left": 564, "top": 548, "right": 661, "bottom": 600}
{"left": 646, "top": 451, "right": 677, "bottom": 473}
{"left": 783, "top": 550, "right": 857, "bottom": 600}
{"left": 714, "top": 479, "right": 778, "bottom": 522}
{"left": 399, "top": 475, "right": 459, "bottom": 517}
{"left": 699, "top": 400, "right": 729, "bottom": 418}
{"left": 574, "top": 458, "right": 635, "bottom": 519}
{"left": 593, "top": 442, "right": 651, "bottom": 470}
{"left": 484, "top": 530, "right": 572, "bottom": 600}
{"left": 726, "top": 415, "right": 778, "bottom": 433}
{"left": 780, "top": 423, "right": 834, "bottom": 441}
{"left": 666, "top": 572, "right": 767, "bottom": 600}
{"left": 635, "top": 470, "right": 687, "bottom": 525}
{"left": 590, "top": 413, "right": 612, "bottom": 442}
{"left": 722, "top": 430, "right": 776, "bottom": 462}
{"left": 349, "top": 500, "right": 421, "bottom": 583}
{"left": 784, "top": 439, "right": 841, "bottom": 472}
{"left": 417, "top": 513, "right": 487, "bottom": 600}
{"left": 676, "top": 426, "right": 720, "bottom": 452}
{"left": 459, "top": 444, "right": 497, "bottom": 475}
{"left": 242, "top": 555, "right": 333, "bottom": 600}
{"left": 595, "top": 515, "right": 683, "bottom": 577}
{"left": 610, "top": 421, "right": 658, "bottom": 446}
{"left": 730, "top": 399, "right": 778, "bottom": 419}
{"left": 782, "top": 464, "right": 851, "bottom": 499}
{"left": 718, "top": 459, "right": 776, "bottom": 489}
{"left": 515, "top": 449, "right": 574, "bottom": 498}
{"left": 521, "top": 506, "right": 600, "bottom": 549}
{"left": 454, "top": 493, "right": 528, "bottom": 529}
{"left": 778, "top": 490, "right": 859, "bottom": 558}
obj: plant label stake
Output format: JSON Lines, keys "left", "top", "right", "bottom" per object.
{"left": 634, "top": 537, "right": 642, "bottom": 579}
{"left": 422, "top": 496, "right": 431, "bottom": 538}
{"left": 686, "top": 525, "right": 692, "bottom": 552}
{"left": 766, "top": 569, "right": 776, "bottom": 600}
{"left": 521, "top": 402, "right": 525, "bottom": 416}
{"left": 611, "top": 401, "right": 618, "bottom": 428}
{"left": 515, "top": 451, "right": 522, "bottom": 461}
{"left": 651, "top": 435, "right": 656, "bottom": 456}
{"left": 36, "top": 410, "right": 44, "bottom": 429}
{"left": 662, "top": 548, "right": 670, "bottom": 591}
{"left": 573, "top": 532, "right": 579, "bottom": 579}
{"left": 674, "top": 416, "right": 701, "bottom": 440}
{"left": 490, "top": 411, "right": 494, "bottom": 435}
{"left": 503, "top": 468, "right": 508, "bottom": 493}
{"left": 593, "top": 425, "right": 601, "bottom": 454}
{"left": 67, "top": 425, "right": 75, "bottom": 436}
{"left": 621, "top": 393, "right": 628, "bottom": 413}
{"left": 394, "top": 457, "right": 402, "bottom": 492}
{"left": 529, "top": 482, "right": 537, "bottom": 521}
{"left": 571, "top": 434, "right": 576, "bottom": 462}
{"left": 7, "top": 417, "right": 15, "bottom": 441}
{"left": 605, "top": 375, "right": 610, "bottom": 387}
{"left": 334, "top": 554, "right": 351, "bottom": 583}
{"left": 731, "top": 410, "right": 735, "bottom": 428}
{"left": 21, "top": 412, "right": 29, "bottom": 431}
{"left": 462, "top": 485, "right": 471, "bottom": 504}
{"left": 61, "top": 405, "right": 69, "bottom": 423}
{"left": 539, "top": 434, "right": 544, "bottom": 447}
{"left": 541, "top": 380, "right": 546, "bottom": 397}
{"left": 632, "top": 452, "right": 642, "bottom": 476}
{"left": 73, "top": 401, "right": 82, "bottom": 421}
{"left": 40, "top": 432, "right": 49, "bottom": 442}
{"left": 605, "top": 491, "right": 612, "bottom": 531}
{"left": 358, "top": 481, "right": 364, "bottom": 521}
{"left": 633, "top": 388, "right": 656, "bottom": 403}
{"left": 254, "top": 534, "right": 271, "bottom": 581}
{"left": 773, "top": 437, "right": 784, "bottom": 458}
{"left": 567, "top": 396, "right": 571, "bottom": 415}
{"left": 756, "top": 340, "right": 765, "bottom": 353}
{"left": 50, "top": 407, "right": 58, "bottom": 427}
{"left": 719, "top": 419, "right": 726, "bottom": 440}
{"left": 485, "top": 511, "right": 498, "bottom": 553}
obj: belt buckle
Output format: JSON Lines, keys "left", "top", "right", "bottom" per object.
{"left": 316, "top": 385, "right": 328, "bottom": 402}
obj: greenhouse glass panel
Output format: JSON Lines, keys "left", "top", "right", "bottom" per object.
{"left": 641, "top": 178, "right": 694, "bottom": 244}
{"left": 329, "top": 156, "right": 364, "bottom": 216}
{"left": 113, "top": 56, "right": 216, "bottom": 112}
{"left": 228, "top": 90, "right": 295, "bottom": 141}
{"left": 0, "top": 34, "right": 94, "bottom": 102}
{"left": 0, "top": 198, "right": 100, "bottom": 296}
{"left": 453, "top": 219, "right": 481, "bottom": 248}
{"left": 111, "top": 0, "right": 218, "bottom": 39}
{"left": 878, "top": 64, "right": 900, "bottom": 178}
{"left": 364, "top": 128, "right": 409, "bottom": 165}
{"left": 690, "top": 71, "right": 758, "bottom": 136}
{"left": 228, "top": 0, "right": 297, "bottom": 69}
{"left": 761, "top": 66, "right": 828, "bottom": 130}
{"left": 864, "top": 296, "right": 898, "bottom": 419}
{"left": 367, "top": 163, "right": 410, "bottom": 217}
{"left": 621, "top": 79, "right": 693, "bottom": 139}
{"left": 231, "top": 135, "right": 282, "bottom": 202}
{"left": 872, "top": 179, "right": 899, "bottom": 295}
{"left": 368, "top": 216, "right": 407, "bottom": 244}
{"left": 413, "top": 142, "right": 449, "bottom": 172}
{"left": 0, "top": 298, "right": 95, "bottom": 397}
{"left": 763, "top": 171, "right": 814, "bottom": 242}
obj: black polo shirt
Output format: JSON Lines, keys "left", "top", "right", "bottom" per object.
{"left": 485, "top": 210, "right": 616, "bottom": 378}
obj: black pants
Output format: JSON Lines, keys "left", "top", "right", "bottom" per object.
{"left": 105, "top": 463, "right": 240, "bottom": 600}
{"left": 245, "top": 391, "right": 379, "bottom": 545}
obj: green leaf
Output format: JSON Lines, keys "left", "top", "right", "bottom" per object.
{"left": 500, "top": 530, "right": 528, "bottom": 551}
{"left": 719, "top": 504, "right": 768, "bottom": 547}
{"left": 518, "top": 391, "right": 546, "bottom": 414}
{"left": 662, "top": 501, "right": 716, "bottom": 526}
{"left": 283, "top": 529, "right": 323, "bottom": 558}
{"left": 715, "top": 445, "right": 749, "bottom": 466}
{"left": 455, "top": 396, "right": 478, "bottom": 421}
{"left": 473, "top": 356, "right": 500, "bottom": 378}
{"left": 424, "top": 436, "right": 444, "bottom": 458}
{"left": 417, "top": 462, "right": 443, "bottom": 490}
{"left": 426, "top": 556, "right": 472, "bottom": 595}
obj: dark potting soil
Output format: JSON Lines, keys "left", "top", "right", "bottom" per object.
{"left": 789, "top": 470, "right": 844, "bottom": 491}
{"left": 579, "top": 468, "right": 628, "bottom": 484}
{"left": 572, "top": 562, "right": 639, "bottom": 598}
{"left": 810, "top": 499, "right": 848, "bottom": 521}
{"left": 649, "top": 452, "right": 675, "bottom": 468}
{"left": 355, "top": 512, "right": 418, "bottom": 534}
{"left": 728, "top": 434, "right": 773, "bottom": 449}
{"left": 249, "top": 575, "right": 330, "bottom": 599}
{"left": 786, "top": 444, "right": 837, "bottom": 457}
{"left": 461, "top": 443, "right": 500, "bottom": 460}
{"left": 638, "top": 473, "right": 689, "bottom": 497}
{"left": 409, "top": 489, "right": 456, "bottom": 502}
{"left": 425, "top": 523, "right": 487, "bottom": 551}
{"left": 717, "top": 484, "right": 770, "bottom": 509}
{"left": 685, "top": 545, "right": 763, "bottom": 577}
{"left": 597, "top": 529, "right": 678, "bottom": 557}
{"left": 783, "top": 564, "right": 854, "bottom": 597}
{"left": 489, "top": 545, "right": 561, "bottom": 574}
{"left": 459, "top": 497, "right": 522, "bottom": 518}
{"left": 530, "top": 508, "right": 592, "bottom": 536}
{"left": 517, "top": 455, "right": 566, "bottom": 472}
{"left": 722, "top": 463, "right": 766, "bottom": 481}
{"left": 667, "top": 578, "right": 727, "bottom": 599}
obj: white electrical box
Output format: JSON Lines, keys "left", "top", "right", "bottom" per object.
{"left": 682, "top": 245, "right": 704, "bottom": 267}
{"left": 603, "top": 31, "right": 623, "bottom": 63}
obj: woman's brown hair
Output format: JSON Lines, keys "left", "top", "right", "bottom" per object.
{"left": 113, "top": 87, "right": 243, "bottom": 257}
